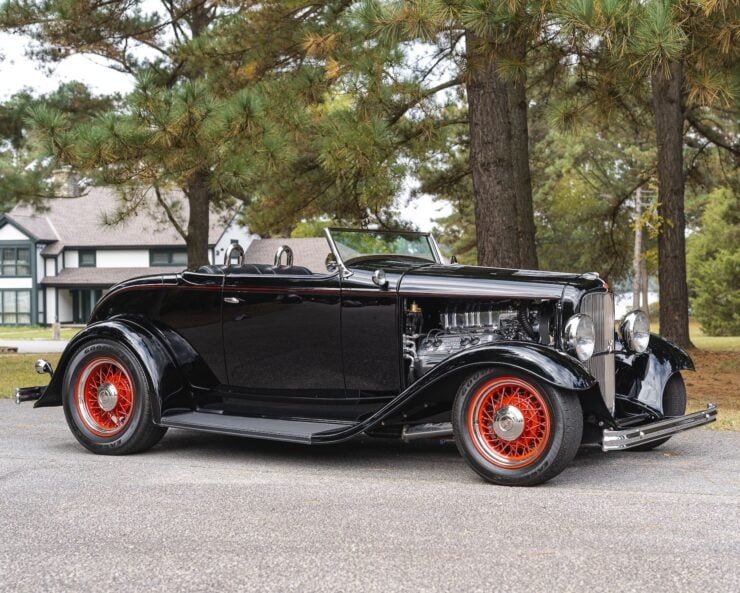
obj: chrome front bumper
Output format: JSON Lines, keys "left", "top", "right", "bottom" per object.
{"left": 602, "top": 403, "right": 717, "bottom": 451}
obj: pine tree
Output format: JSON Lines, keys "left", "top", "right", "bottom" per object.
{"left": 1, "top": 0, "right": 361, "bottom": 264}
{"left": 0, "top": 1, "right": 233, "bottom": 267}
{"left": 553, "top": 0, "right": 738, "bottom": 347}
{"left": 0, "top": 82, "right": 114, "bottom": 211}
{"left": 358, "top": 0, "right": 544, "bottom": 268}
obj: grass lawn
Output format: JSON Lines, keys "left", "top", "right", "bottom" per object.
{"left": 1, "top": 321, "right": 737, "bottom": 430}
{"left": 0, "top": 353, "right": 61, "bottom": 398}
{"left": 0, "top": 325, "right": 81, "bottom": 341}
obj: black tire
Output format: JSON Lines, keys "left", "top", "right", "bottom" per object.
{"left": 453, "top": 368, "right": 583, "bottom": 486}
{"left": 630, "top": 373, "right": 687, "bottom": 452}
{"left": 62, "top": 339, "right": 167, "bottom": 455}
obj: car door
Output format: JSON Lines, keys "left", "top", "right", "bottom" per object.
{"left": 222, "top": 269, "right": 346, "bottom": 417}
{"left": 340, "top": 265, "right": 403, "bottom": 400}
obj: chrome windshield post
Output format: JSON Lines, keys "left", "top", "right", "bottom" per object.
{"left": 323, "top": 228, "right": 352, "bottom": 278}
{"left": 428, "top": 234, "right": 445, "bottom": 264}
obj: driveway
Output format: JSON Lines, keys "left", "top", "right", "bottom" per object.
{"left": 1, "top": 400, "right": 738, "bottom": 593}
{"left": 0, "top": 339, "right": 68, "bottom": 353}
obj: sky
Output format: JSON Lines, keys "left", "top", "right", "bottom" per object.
{"left": 0, "top": 32, "right": 451, "bottom": 231}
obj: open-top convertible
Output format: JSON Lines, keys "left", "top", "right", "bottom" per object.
{"left": 18, "top": 228, "right": 717, "bottom": 485}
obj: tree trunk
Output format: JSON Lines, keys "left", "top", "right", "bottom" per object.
{"left": 508, "top": 34, "right": 538, "bottom": 270}
{"left": 651, "top": 61, "right": 692, "bottom": 348}
{"left": 632, "top": 186, "right": 643, "bottom": 311}
{"left": 466, "top": 31, "right": 520, "bottom": 268}
{"left": 185, "top": 168, "right": 211, "bottom": 269}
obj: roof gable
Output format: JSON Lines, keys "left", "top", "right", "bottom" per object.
{"left": 6, "top": 187, "right": 235, "bottom": 253}
{"left": 0, "top": 212, "right": 56, "bottom": 242}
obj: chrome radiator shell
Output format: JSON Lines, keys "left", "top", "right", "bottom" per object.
{"left": 580, "top": 292, "right": 616, "bottom": 413}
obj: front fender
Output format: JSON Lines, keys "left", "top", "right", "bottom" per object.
{"left": 316, "top": 342, "right": 596, "bottom": 441}
{"left": 413, "top": 342, "right": 597, "bottom": 392}
{"left": 615, "top": 334, "right": 694, "bottom": 414}
{"left": 34, "top": 317, "right": 190, "bottom": 422}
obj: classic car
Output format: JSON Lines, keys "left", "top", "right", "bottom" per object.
{"left": 17, "top": 228, "right": 717, "bottom": 486}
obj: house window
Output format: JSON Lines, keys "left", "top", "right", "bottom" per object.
{"left": 150, "top": 249, "right": 187, "bottom": 266}
{"left": 1, "top": 246, "right": 31, "bottom": 276}
{"left": 79, "top": 250, "right": 96, "bottom": 267}
{"left": 0, "top": 290, "right": 31, "bottom": 325}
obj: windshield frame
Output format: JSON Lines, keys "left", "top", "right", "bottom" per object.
{"left": 324, "top": 227, "right": 443, "bottom": 275}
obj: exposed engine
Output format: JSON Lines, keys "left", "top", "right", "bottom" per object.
{"left": 404, "top": 299, "right": 553, "bottom": 382}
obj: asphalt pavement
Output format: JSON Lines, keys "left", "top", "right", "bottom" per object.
{"left": 1, "top": 400, "right": 738, "bottom": 593}
{"left": 0, "top": 339, "right": 68, "bottom": 353}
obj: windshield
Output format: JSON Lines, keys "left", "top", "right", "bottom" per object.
{"left": 327, "top": 228, "right": 439, "bottom": 264}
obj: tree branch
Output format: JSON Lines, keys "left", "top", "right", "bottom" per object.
{"left": 154, "top": 184, "right": 188, "bottom": 240}
{"left": 686, "top": 110, "right": 740, "bottom": 156}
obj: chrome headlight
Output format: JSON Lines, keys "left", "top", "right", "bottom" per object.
{"left": 564, "top": 313, "right": 595, "bottom": 362}
{"left": 620, "top": 310, "right": 650, "bottom": 353}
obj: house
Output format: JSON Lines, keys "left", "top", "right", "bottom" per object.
{"left": 0, "top": 185, "right": 256, "bottom": 325}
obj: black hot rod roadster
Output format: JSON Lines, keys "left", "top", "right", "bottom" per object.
{"left": 18, "top": 228, "right": 716, "bottom": 485}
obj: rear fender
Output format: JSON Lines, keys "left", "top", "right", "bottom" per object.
{"left": 34, "top": 317, "right": 191, "bottom": 422}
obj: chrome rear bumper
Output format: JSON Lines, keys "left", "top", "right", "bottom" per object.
{"left": 602, "top": 403, "right": 717, "bottom": 451}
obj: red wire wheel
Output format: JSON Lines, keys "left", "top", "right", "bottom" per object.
{"left": 74, "top": 356, "right": 135, "bottom": 437}
{"left": 467, "top": 376, "right": 552, "bottom": 469}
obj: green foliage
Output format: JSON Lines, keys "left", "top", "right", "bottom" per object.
{"left": 687, "top": 187, "right": 740, "bottom": 336}
{"left": 1, "top": 0, "right": 737, "bottom": 287}
{"left": 0, "top": 82, "right": 114, "bottom": 210}
{"left": 290, "top": 218, "right": 338, "bottom": 238}
{"left": 630, "top": 0, "right": 688, "bottom": 75}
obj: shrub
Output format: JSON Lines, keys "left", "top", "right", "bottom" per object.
{"left": 687, "top": 188, "right": 740, "bottom": 336}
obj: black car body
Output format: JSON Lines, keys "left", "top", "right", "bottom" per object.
{"left": 19, "top": 228, "right": 717, "bottom": 485}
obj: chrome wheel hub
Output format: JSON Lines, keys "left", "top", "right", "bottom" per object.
{"left": 97, "top": 382, "right": 119, "bottom": 412}
{"left": 492, "top": 405, "right": 525, "bottom": 441}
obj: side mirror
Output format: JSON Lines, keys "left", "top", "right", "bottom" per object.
{"left": 325, "top": 252, "right": 338, "bottom": 273}
{"left": 372, "top": 269, "right": 388, "bottom": 289}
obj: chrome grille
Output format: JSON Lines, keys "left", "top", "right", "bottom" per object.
{"left": 580, "top": 292, "right": 616, "bottom": 413}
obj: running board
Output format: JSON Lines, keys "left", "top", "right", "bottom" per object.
{"left": 159, "top": 411, "right": 353, "bottom": 444}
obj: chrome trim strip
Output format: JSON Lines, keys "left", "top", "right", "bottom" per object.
{"left": 602, "top": 403, "right": 717, "bottom": 451}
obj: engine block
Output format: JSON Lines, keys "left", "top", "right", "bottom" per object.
{"left": 407, "top": 303, "right": 541, "bottom": 379}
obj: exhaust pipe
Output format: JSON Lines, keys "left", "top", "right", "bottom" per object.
{"left": 16, "top": 359, "right": 54, "bottom": 405}
{"left": 402, "top": 422, "right": 454, "bottom": 442}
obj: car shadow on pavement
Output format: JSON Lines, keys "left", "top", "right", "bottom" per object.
{"left": 136, "top": 428, "right": 624, "bottom": 486}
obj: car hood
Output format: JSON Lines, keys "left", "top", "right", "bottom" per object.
{"left": 398, "top": 264, "right": 605, "bottom": 300}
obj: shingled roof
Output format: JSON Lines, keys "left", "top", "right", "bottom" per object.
{"left": 40, "top": 267, "right": 176, "bottom": 287}
{"left": 243, "top": 237, "right": 331, "bottom": 273}
{"left": 4, "top": 187, "right": 232, "bottom": 254}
